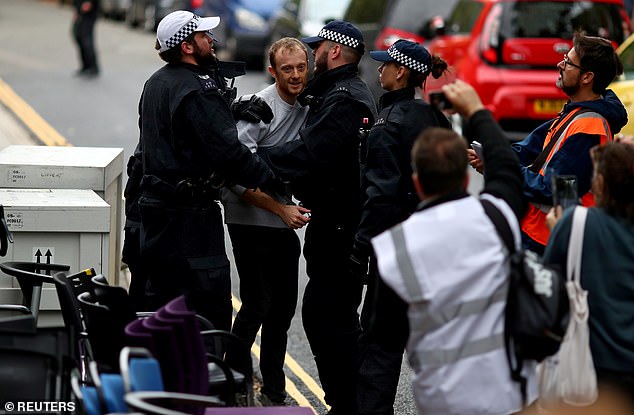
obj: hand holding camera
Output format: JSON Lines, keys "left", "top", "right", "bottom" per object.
{"left": 438, "top": 80, "right": 485, "bottom": 119}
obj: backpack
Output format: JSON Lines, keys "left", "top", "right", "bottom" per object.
{"left": 481, "top": 199, "right": 569, "bottom": 405}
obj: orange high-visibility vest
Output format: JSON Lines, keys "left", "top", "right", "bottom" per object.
{"left": 521, "top": 108, "right": 612, "bottom": 246}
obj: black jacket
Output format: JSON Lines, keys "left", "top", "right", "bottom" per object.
{"left": 138, "top": 62, "right": 273, "bottom": 201}
{"left": 354, "top": 87, "right": 451, "bottom": 253}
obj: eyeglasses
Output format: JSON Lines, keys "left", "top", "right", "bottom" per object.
{"left": 562, "top": 54, "right": 585, "bottom": 71}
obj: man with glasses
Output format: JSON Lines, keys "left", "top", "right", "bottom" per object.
{"left": 469, "top": 31, "right": 627, "bottom": 254}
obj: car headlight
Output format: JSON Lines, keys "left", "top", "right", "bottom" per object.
{"left": 235, "top": 7, "right": 267, "bottom": 31}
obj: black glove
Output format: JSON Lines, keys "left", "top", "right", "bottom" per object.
{"left": 231, "top": 95, "right": 274, "bottom": 124}
{"left": 349, "top": 244, "right": 370, "bottom": 285}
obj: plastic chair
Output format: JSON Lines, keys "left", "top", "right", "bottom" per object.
{"left": 0, "top": 315, "right": 74, "bottom": 402}
{"left": 135, "top": 296, "right": 254, "bottom": 406}
{"left": 202, "top": 330, "right": 254, "bottom": 407}
{"left": 77, "top": 291, "right": 126, "bottom": 371}
{"left": 0, "top": 261, "right": 70, "bottom": 323}
{"left": 119, "top": 346, "right": 223, "bottom": 415}
{"left": 161, "top": 296, "right": 252, "bottom": 399}
{"left": 140, "top": 314, "right": 189, "bottom": 393}
{"left": 0, "top": 304, "right": 36, "bottom": 333}
{"left": 90, "top": 275, "right": 137, "bottom": 325}
{"left": 126, "top": 391, "right": 313, "bottom": 415}
{"left": 53, "top": 269, "right": 97, "bottom": 382}
{"left": 70, "top": 367, "right": 103, "bottom": 415}
{"left": 125, "top": 318, "right": 158, "bottom": 356}
{"left": 120, "top": 347, "right": 165, "bottom": 393}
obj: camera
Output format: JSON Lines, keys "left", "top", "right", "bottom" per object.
{"left": 429, "top": 91, "right": 453, "bottom": 110}
{"left": 551, "top": 174, "right": 578, "bottom": 210}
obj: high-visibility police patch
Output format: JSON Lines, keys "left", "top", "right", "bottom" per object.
{"left": 374, "top": 118, "right": 386, "bottom": 126}
{"left": 334, "top": 86, "right": 351, "bottom": 95}
{"left": 197, "top": 74, "right": 218, "bottom": 91}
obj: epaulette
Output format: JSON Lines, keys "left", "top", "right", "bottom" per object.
{"left": 196, "top": 73, "right": 218, "bottom": 91}
{"left": 373, "top": 117, "right": 386, "bottom": 126}
{"left": 333, "top": 85, "right": 351, "bottom": 95}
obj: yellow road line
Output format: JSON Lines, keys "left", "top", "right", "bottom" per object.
{"left": 231, "top": 294, "right": 328, "bottom": 413}
{"left": 0, "top": 78, "right": 70, "bottom": 147}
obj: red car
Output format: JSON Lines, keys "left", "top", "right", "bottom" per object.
{"left": 427, "top": 0, "right": 631, "bottom": 131}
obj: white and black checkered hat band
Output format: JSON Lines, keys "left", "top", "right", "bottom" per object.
{"left": 165, "top": 15, "right": 200, "bottom": 50}
{"left": 388, "top": 45, "right": 429, "bottom": 73}
{"left": 318, "top": 28, "right": 361, "bottom": 50}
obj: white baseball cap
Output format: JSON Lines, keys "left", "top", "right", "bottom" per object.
{"left": 156, "top": 10, "right": 220, "bottom": 53}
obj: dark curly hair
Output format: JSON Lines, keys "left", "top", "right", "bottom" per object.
{"left": 574, "top": 31, "right": 623, "bottom": 95}
{"left": 592, "top": 142, "right": 634, "bottom": 222}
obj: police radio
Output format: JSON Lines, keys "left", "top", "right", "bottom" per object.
{"left": 358, "top": 117, "right": 371, "bottom": 165}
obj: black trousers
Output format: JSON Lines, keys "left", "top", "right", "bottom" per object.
{"left": 138, "top": 197, "right": 232, "bottom": 331}
{"left": 357, "top": 264, "right": 409, "bottom": 415}
{"left": 122, "top": 225, "right": 149, "bottom": 311}
{"left": 72, "top": 14, "right": 98, "bottom": 72}
{"left": 228, "top": 224, "right": 300, "bottom": 403}
{"left": 302, "top": 219, "right": 363, "bottom": 412}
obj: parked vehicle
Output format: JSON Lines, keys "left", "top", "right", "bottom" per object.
{"left": 267, "top": 0, "right": 351, "bottom": 45}
{"left": 101, "top": 0, "right": 130, "bottom": 20}
{"left": 373, "top": 0, "right": 460, "bottom": 51}
{"left": 208, "top": 0, "right": 285, "bottom": 67}
{"left": 344, "top": 0, "right": 460, "bottom": 100}
{"left": 610, "top": 32, "right": 634, "bottom": 135}
{"left": 427, "top": 0, "right": 631, "bottom": 131}
{"left": 126, "top": 0, "right": 204, "bottom": 32}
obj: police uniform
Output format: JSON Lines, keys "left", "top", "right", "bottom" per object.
{"left": 72, "top": 0, "right": 100, "bottom": 75}
{"left": 123, "top": 60, "right": 243, "bottom": 311}
{"left": 259, "top": 21, "right": 377, "bottom": 414}
{"left": 135, "top": 11, "right": 274, "bottom": 331}
{"left": 354, "top": 40, "right": 451, "bottom": 415}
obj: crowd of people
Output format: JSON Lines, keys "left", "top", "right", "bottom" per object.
{"left": 123, "top": 9, "right": 634, "bottom": 415}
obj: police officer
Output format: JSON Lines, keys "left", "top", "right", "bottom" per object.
{"left": 351, "top": 40, "right": 451, "bottom": 415}
{"left": 259, "top": 21, "right": 377, "bottom": 415}
{"left": 123, "top": 46, "right": 259, "bottom": 312}
{"left": 134, "top": 10, "right": 277, "bottom": 331}
{"left": 72, "top": 0, "right": 100, "bottom": 76}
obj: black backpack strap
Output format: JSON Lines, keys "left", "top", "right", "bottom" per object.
{"left": 480, "top": 199, "right": 528, "bottom": 407}
{"left": 481, "top": 199, "right": 515, "bottom": 254}
{"left": 529, "top": 108, "right": 593, "bottom": 173}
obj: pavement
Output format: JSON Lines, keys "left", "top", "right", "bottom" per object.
{"left": 0, "top": 102, "right": 40, "bottom": 149}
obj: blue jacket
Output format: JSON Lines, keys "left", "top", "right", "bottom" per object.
{"left": 512, "top": 90, "right": 627, "bottom": 206}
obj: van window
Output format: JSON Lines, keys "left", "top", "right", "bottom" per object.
{"left": 500, "top": 1, "right": 626, "bottom": 43}
{"left": 445, "top": 0, "right": 485, "bottom": 35}
{"left": 303, "top": 0, "right": 350, "bottom": 23}
{"left": 384, "top": 0, "right": 459, "bottom": 34}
